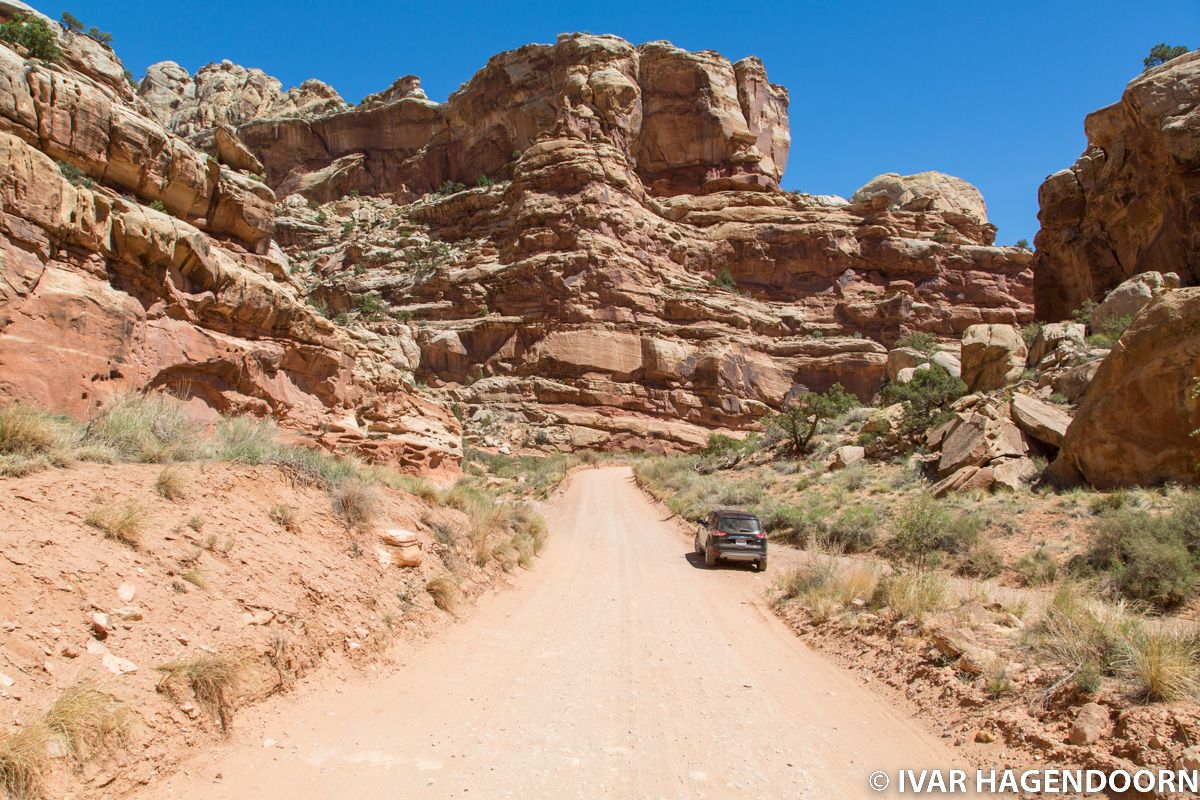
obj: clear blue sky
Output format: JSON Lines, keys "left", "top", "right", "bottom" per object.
{"left": 51, "top": 0, "right": 1197, "bottom": 244}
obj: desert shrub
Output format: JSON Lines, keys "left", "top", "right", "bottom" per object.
{"left": 872, "top": 570, "right": 949, "bottom": 622}
{"left": 0, "top": 402, "right": 81, "bottom": 475}
{"left": 0, "top": 723, "right": 48, "bottom": 800}
{"left": 1014, "top": 547, "right": 1058, "bottom": 586}
{"left": 1070, "top": 299, "right": 1097, "bottom": 327}
{"left": 1031, "top": 586, "right": 1137, "bottom": 673}
{"left": 155, "top": 464, "right": 189, "bottom": 500}
{"left": 1020, "top": 321, "right": 1044, "bottom": 349}
{"left": 0, "top": 14, "right": 62, "bottom": 60}
{"left": 778, "top": 556, "right": 881, "bottom": 620}
{"left": 1144, "top": 43, "right": 1190, "bottom": 70}
{"left": 1080, "top": 508, "right": 1197, "bottom": 608}
{"left": 56, "top": 159, "right": 91, "bottom": 187}
{"left": 60, "top": 12, "right": 84, "bottom": 32}
{"left": 181, "top": 568, "right": 205, "bottom": 588}
{"left": 330, "top": 480, "right": 378, "bottom": 529}
{"left": 1086, "top": 314, "right": 1132, "bottom": 349}
{"left": 45, "top": 681, "right": 131, "bottom": 766}
{"left": 149, "top": 200, "right": 167, "bottom": 212}
{"left": 825, "top": 505, "right": 879, "bottom": 553}
{"left": 215, "top": 416, "right": 278, "bottom": 464}
{"left": 710, "top": 267, "right": 737, "bottom": 292}
{"left": 85, "top": 500, "right": 147, "bottom": 548}
{"left": 1014, "top": 238, "right": 1032, "bottom": 252}
{"left": 156, "top": 653, "right": 245, "bottom": 731}
{"left": 765, "top": 384, "right": 857, "bottom": 454}
{"left": 878, "top": 365, "right": 967, "bottom": 434}
{"left": 83, "top": 393, "right": 206, "bottom": 462}
{"left": 894, "top": 331, "right": 937, "bottom": 354}
{"left": 1117, "top": 626, "right": 1200, "bottom": 702}
{"left": 475, "top": 175, "right": 497, "bottom": 187}
{"left": 702, "top": 433, "right": 758, "bottom": 458}
{"left": 889, "top": 493, "right": 982, "bottom": 569}
{"left": 437, "top": 180, "right": 466, "bottom": 196}
{"left": 957, "top": 540, "right": 1004, "bottom": 579}
{"left": 426, "top": 575, "right": 460, "bottom": 612}
{"left": 269, "top": 504, "right": 299, "bottom": 532}
{"left": 356, "top": 292, "right": 386, "bottom": 319}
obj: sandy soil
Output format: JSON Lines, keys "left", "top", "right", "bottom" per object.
{"left": 140, "top": 466, "right": 985, "bottom": 799}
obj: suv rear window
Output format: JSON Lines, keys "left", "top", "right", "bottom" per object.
{"left": 718, "top": 516, "right": 761, "bottom": 533}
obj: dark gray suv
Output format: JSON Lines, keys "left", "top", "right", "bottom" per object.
{"left": 694, "top": 510, "right": 767, "bottom": 571}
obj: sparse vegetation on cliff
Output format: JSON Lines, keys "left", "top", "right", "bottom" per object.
{"left": 0, "top": 13, "right": 61, "bottom": 60}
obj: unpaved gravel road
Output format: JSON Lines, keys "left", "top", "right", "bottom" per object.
{"left": 145, "top": 466, "right": 982, "bottom": 799}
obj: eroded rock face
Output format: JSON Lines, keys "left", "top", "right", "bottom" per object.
{"left": 0, "top": 18, "right": 460, "bottom": 475}
{"left": 1050, "top": 288, "right": 1200, "bottom": 488}
{"left": 1033, "top": 51, "right": 1200, "bottom": 320}
{"left": 851, "top": 171, "right": 989, "bottom": 225}
{"left": 145, "top": 34, "right": 793, "bottom": 201}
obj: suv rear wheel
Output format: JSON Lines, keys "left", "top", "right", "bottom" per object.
{"left": 704, "top": 545, "right": 717, "bottom": 568}
{"left": 755, "top": 557, "right": 767, "bottom": 572}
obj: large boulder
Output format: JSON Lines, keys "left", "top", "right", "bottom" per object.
{"left": 886, "top": 347, "right": 928, "bottom": 381}
{"left": 1009, "top": 394, "right": 1072, "bottom": 448}
{"left": 936, "top": 413, "right": 1029, "bottom": 478}
{"left": 1050, "top": 288, "right": 1200, "bottom": 487}
{"left": 1091, "top": 271, "right": 1179, "bottom": 331}
{"left": 1033, "top": 51, "right": 1200, "bottom": 319}
{"left": 960, "top": 325, "right": 1027, "bottom": 392}
{"left": 851, "top": 171, "right": 988, "bottom": 222}
{"left": 1028, "top": 322, "right": 1085, "bottom": 367}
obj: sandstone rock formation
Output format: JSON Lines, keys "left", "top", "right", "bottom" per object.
{"left": 1033, "top": 51, "right": 1200, "bottom": 320}
{"left": 0, "top": 19, "right": 1036, "bottom": 455}
{"left": 0, "top": 7, "right": 459, "bottom": 474}
{"left": 960, "top": 324, "right": 1027, "bottom": 391}
{"left": 1050, "top": 288, "right": 1200, "bottom": 488}
{"left": 1091, "top": 270, "right": 1179, "bottom": 330}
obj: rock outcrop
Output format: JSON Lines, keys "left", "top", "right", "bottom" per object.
{"left": 1033, "top": 50, "right": 1200, "bottom": 320}
{"left": 1050, "top": 288, "right": 1200, "bottom": 488}
{"left": 1, "top": 20, "right": 1036, "bottom": 455}
{"left": 0, "top": 6, "right": 460, "bottom": 474}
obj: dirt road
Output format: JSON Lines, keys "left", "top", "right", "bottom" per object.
{"left": 144, "top": 466, "right": 980, "bottom": 799}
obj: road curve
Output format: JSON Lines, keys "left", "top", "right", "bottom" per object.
{"left": 143, "top": 466, "right": 981, "bottom": 799}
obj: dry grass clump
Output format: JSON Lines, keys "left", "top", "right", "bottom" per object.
{"left": 0, "top": 402, "right": 81, "bottom": 476}
{"left": 154, "top": 464, "right": 189, "bottom": 500}
{"left": 1024, "top": 585, "right": 1200, "bottom": 701}
{"left": 180, "top": 568, "right": 206, "bottom": 589}
{"left": 1116, "top": 625, "right": 1200, "bottom": 702}
{"left": 44, "top": 680, "right": 132, "bottom": 765}
{"left": 269, "top": 504, "right": 300, "bottom": 532}
{"left": 0, "top": 681, "right": 131, "bottom": 798}
{"left": 331, "top": 479, "right": 378, "bottom": 529}
{"left": 0, "top": 723, "right": 48, "bottom": 800}
{"left": 872, "top": 570, "right": 950, "bottom": 623}
{"left": 84, "top": 500, "right": 147, "bottom": 548}
{"left": 777, "top": 555, "right": 882, "bottom": 622}
{"left": 83, "top": 393, "right": 206, "bottom": 462}
{"left": 426, "top": 575, "right": 461, "bottom": 613}
{"left": 156, "top": 653, "right": 246, "bottom": 731}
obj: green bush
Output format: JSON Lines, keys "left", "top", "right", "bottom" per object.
{"left": 894, "top": 332, "right": 937, "bottom": 354}
{"left": 0, "top": 14, "right": 62, "bottom": 60}
{"left": 710, "top": 268, "right": 737, "bottom": 292}
{"left": 765, "top": 383, "right": 857, "bottom": 454}
{"left": 60, "top": 12, "right": 84, "bottom": 32}
{"left": 149, "top": 200, "right": 167, "bottom": 213}
{"left": 825, "top": 505, "right": 879, "bottom": 553}
{"left": 475, "top": 175, "right": 497, "bottom": 188}
{"left": 1081, "top": 508, "right": 1198, "bottom": 609}
{"left": 889, "top": 493, "right": 982, "bottom": 569}
{"left": 701, "top": 433, "right": 758, "bottom": 458}
{"left": 437, "top": 180, "right": 466, "bottom": 196}
{"left": 357, "top": 292, "right": 386, "bottom": 319}
{"left": 958, "top": 540, "right": 1004, "bottom": 579}
{"left": 1144, "top": 43, "right": 1190, "bottom": 70}
{"left": 878, "top": 365, "right": 966, "bottom": 434}
{"left": 1014, "top": 547, "right": 1058, "bottom": 586}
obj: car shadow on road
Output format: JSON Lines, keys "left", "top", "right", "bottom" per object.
{"left": 684, "top": 552, "right": 757, "bottom": 571}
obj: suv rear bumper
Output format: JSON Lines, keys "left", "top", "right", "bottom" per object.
{"left": 712, "top": 541, "right": 767, "bottom": 561}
